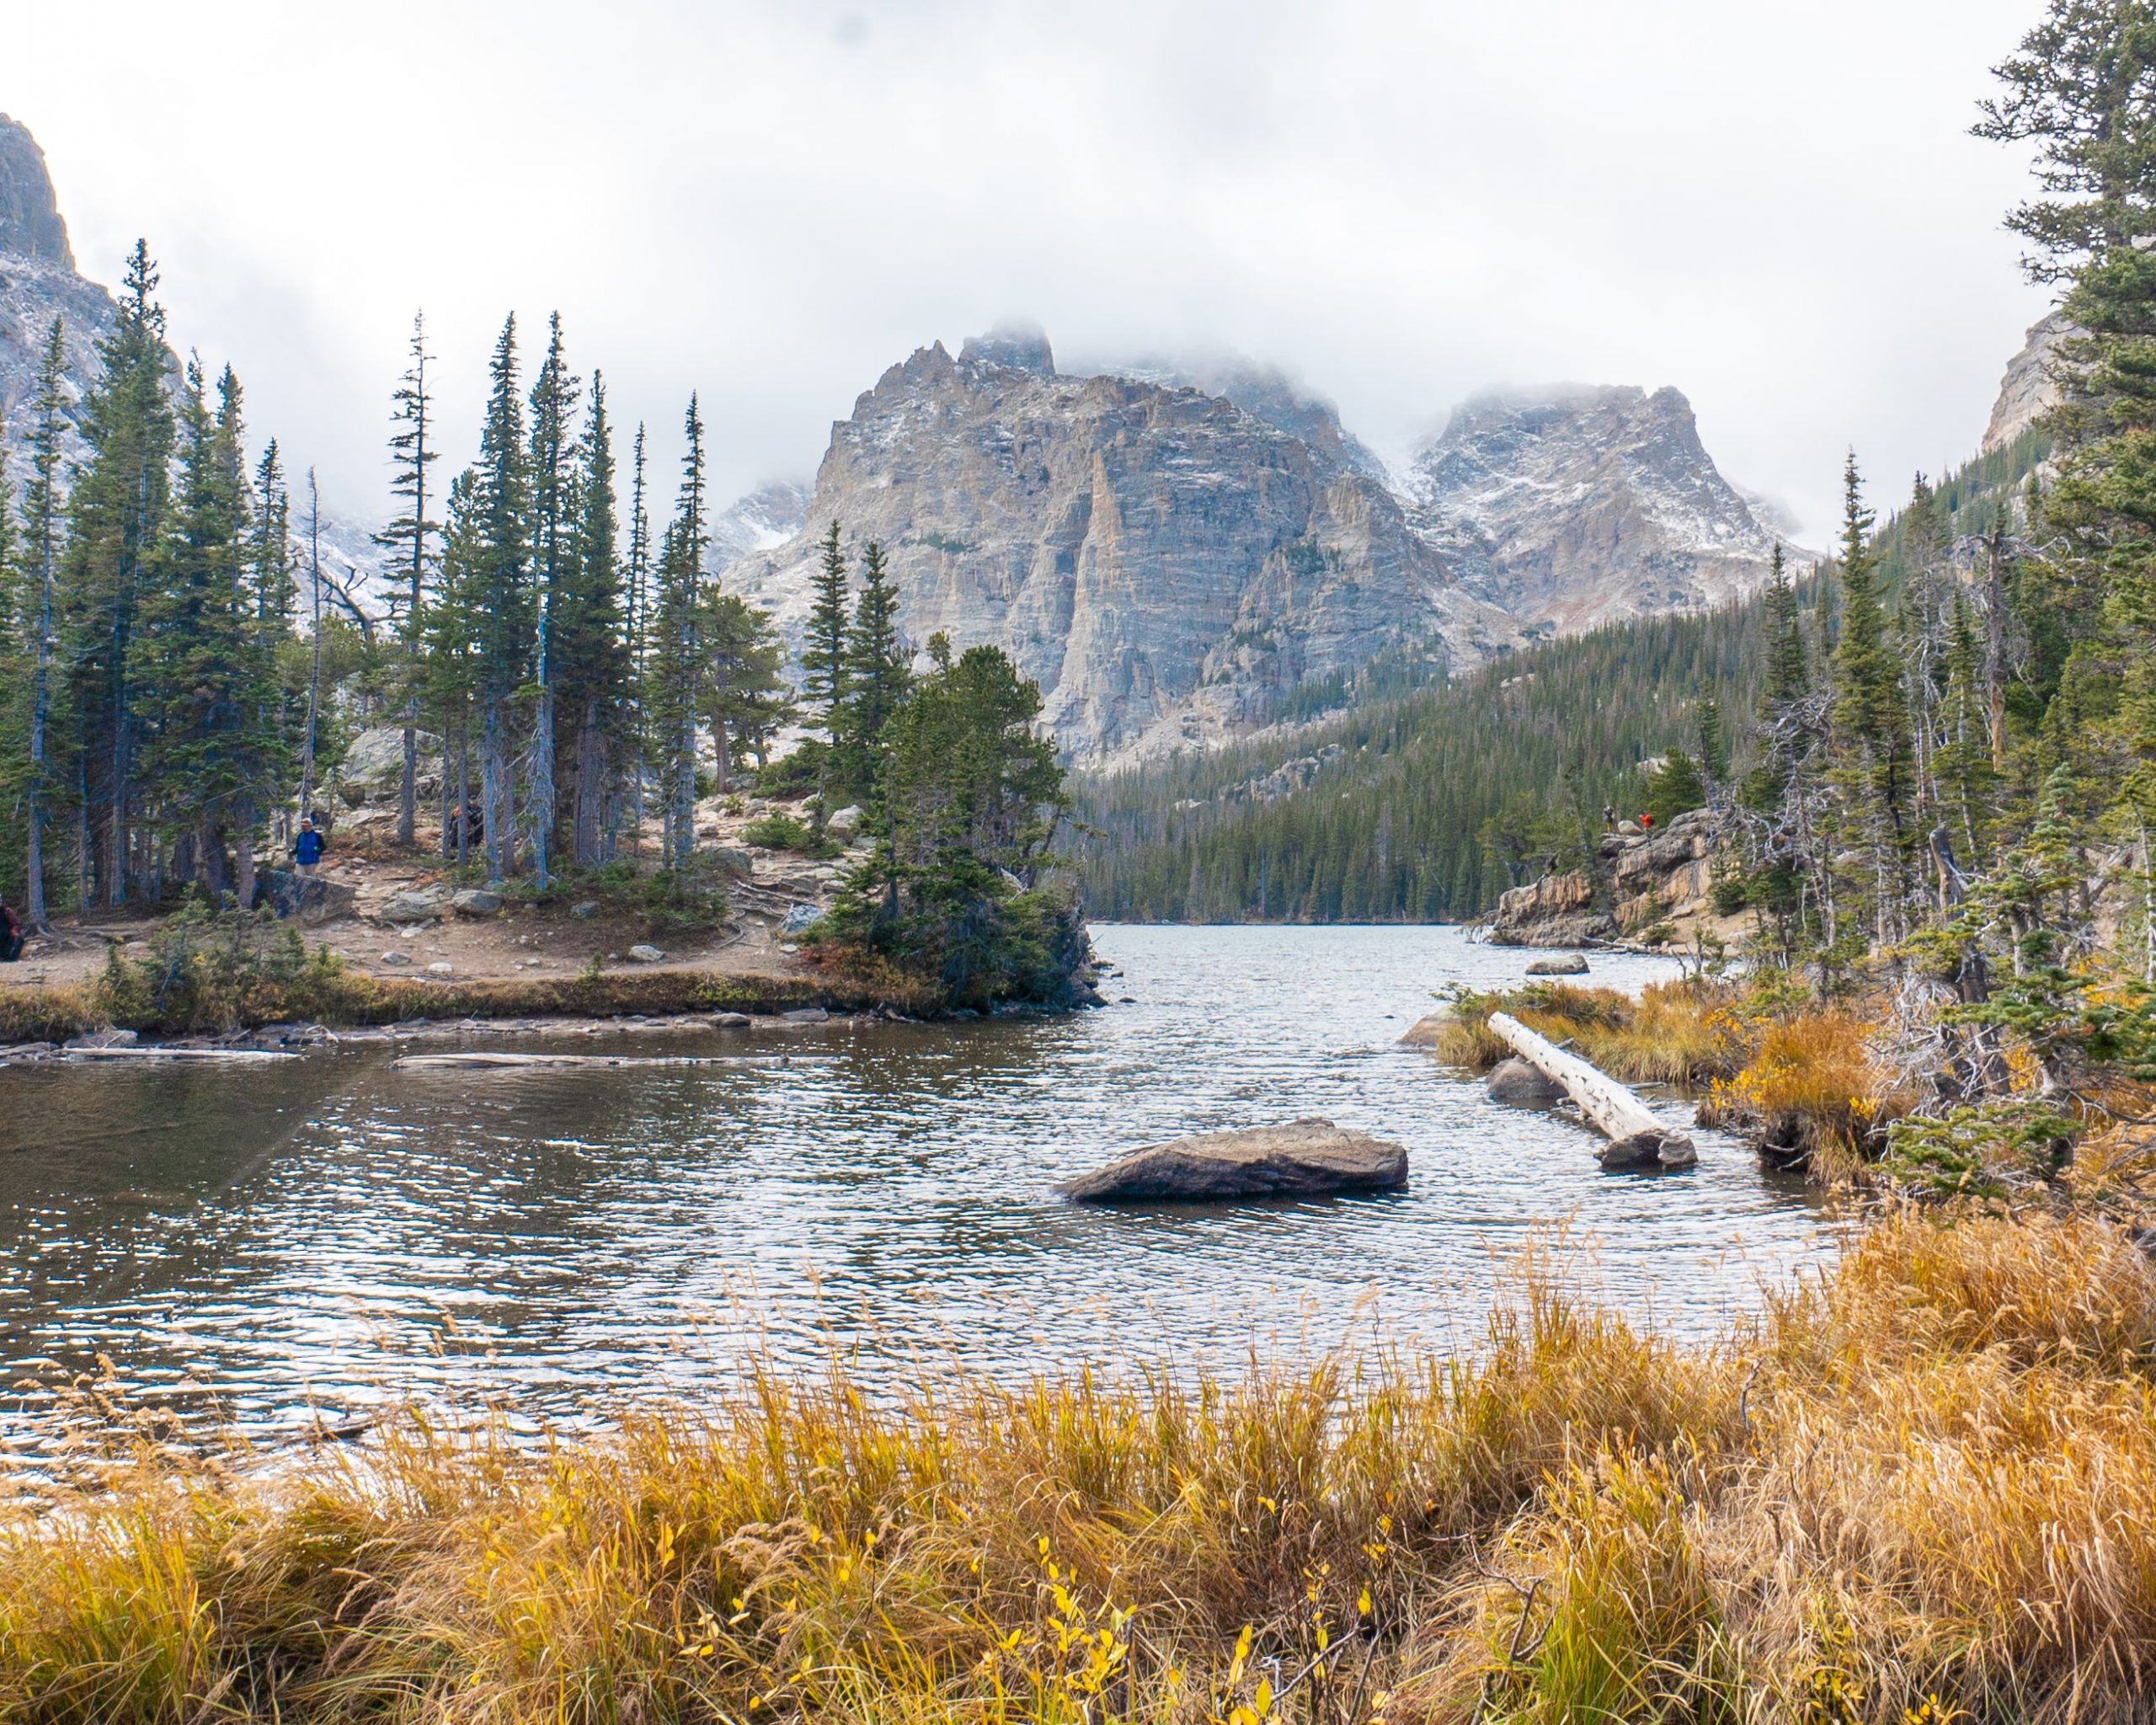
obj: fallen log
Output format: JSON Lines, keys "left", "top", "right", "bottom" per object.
{"left": 1485, "top": 1011, "right": 1696, "bottom": 1170}
{"left": 392, "top": 1051, "right": 793, "bottom": 1071}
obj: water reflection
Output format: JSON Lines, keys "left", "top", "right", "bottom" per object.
{"left": 0, "top": 927, "right": 1830, "bottom": 1436}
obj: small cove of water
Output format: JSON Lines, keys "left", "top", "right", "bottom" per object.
{"left": 0, "top": 926, "right": 1832, "bottom": 1439}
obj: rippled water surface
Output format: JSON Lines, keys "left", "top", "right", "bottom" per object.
{"left": 0, "top": 927, "right": 1831, "bottom": 1435}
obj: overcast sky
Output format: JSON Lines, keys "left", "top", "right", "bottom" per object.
{"left": 5, "top": 0, "right": 2052, "bottom": 539}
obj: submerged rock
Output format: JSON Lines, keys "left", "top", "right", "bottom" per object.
{"left": 1059, "top": 1119, "right": 1407, "bottom": 1203}
{"left": 1486, "top": 1056, "right": 1565, "bottom": 1107}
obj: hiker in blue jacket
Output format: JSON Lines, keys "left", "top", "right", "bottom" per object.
{"left": 294, "top": 816, "right": 325, "bottom": 879}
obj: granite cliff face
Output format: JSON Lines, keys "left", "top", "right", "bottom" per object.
{"left": 1983, "top": 308, "right": 2072, "bottom": 454}
{"left": 723, "top": 329, "right": 1518, "bottom": 761}
{"left": 0, "top": 114, "right": 117, "bottom": 473}
{"left": 1402, "top": 386, "right": 1793, "bottom": 635}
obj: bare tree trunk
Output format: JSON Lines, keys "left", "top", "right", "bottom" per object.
{"left": 1984, "top": 520, "right": 2008, "bottom": 772}
{"left": 299, "top": 469, "right": 324, "bottom": 819}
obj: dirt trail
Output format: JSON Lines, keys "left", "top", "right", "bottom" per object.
{"left": 0, "top": 798, "right": 854, "bottom": 998}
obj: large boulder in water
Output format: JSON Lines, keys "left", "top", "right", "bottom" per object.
{"left": 1525, "top": 953, "right": 1590, "bottom": 976}
{"left": 1059, "top": 1119, "right": 1407, "bottom": 1203}
{"left": 1486, "top": 1056, "right": 1564, "bottom": 1107}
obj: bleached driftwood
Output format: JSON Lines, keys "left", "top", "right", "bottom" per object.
{"left": 392, "top": 1051, "right": 788, "bottom": 1071}
{"left": 1485, "top": 1011, "right": 1696, "bottom": 1170}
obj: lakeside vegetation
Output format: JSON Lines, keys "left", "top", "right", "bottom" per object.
{"left": 7, "top": 1210, "right": 2156, "bottom": 1723}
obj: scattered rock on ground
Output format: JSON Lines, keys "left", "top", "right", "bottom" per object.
{"left": 709, "top": 847, "right": 755, "bottom": 880}
{"left": 781, "top": 905, "right": 820, "bottom": 936}
{"left": 1486, "top": 1056, "right": 1566, "bottom": 1107}
{"left": 380, "top": 951, "right": 411, "bottom": 966}
{"left": 451, "top": 889, "right": 501, "bottom": 919}
{"left": 1059, "top": 1119, "right": 1408, "bottom": 1203}
{"left": 628, "top": 944, "right": 665, "bottom": 964}
{"left": 1525, "top": 953, "right": 1591, "bottom": 976}
{"left": 382, "top": 884, "right": 452, "bottom": 925}
{"left": 572, "top": 900, "right": 599, "bottom": 919}
{"left": 425, "top": 962, "right": 455, "bottom": 977}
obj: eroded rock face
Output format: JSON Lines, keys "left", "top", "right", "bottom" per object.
{"left": 1983, "top": 309, "right": 2073, "bottom": 455}
{"left": 0, "top": 116, "right": 118, "bottom": 478}
{"left": 722, "top": 329, "right": 1516, "bottom": 762}
{"left": 1489, "top": 869, "right": 1613, "bottom": 948}
{"left": 1059, "top": 1119, "right": 1408, "bottom": 1202}
{"left": 1404, "top": 386, "right": 1795, "bottom": 635}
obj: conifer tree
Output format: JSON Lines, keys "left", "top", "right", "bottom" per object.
{"left": 839, "top": 538, "right": 910, "bottom": 801}
{"left": 60, "top": 241, "right": 174, "bottom": 904}
{"left": 1828, "top": 454, "right": 1916, "bottom": 947}
{"left": 523, "top": 312, "right": 579, "bottom": 886}
{"left": 648, "top": 398, "right": 709, "bottom": 872}
{"left": 560, "top": 371, "right": 630, "bottom": 864}
{"left": 16, "top": 318, "right": 67, "bottom": 926}
{"left": 697, "top": 590, "right": 792, "bottom": 790}
{"left": 472, "top": 315, "right": 534, "bottom": 881}
{"left": 376, "top": 311, "right": 440, "bottom": 849}
{"left": 423, "top": 469, "right": 488, "bottom": 863}
{"left": 801, "top": 519, "right": 851, "bottom": 827}
{"left": 622, "top": 423, "right": 653, "bottom": 849}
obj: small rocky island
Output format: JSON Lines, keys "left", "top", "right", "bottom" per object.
{"left": 1059, "top": 1119, "right": 1408, "bottom": 1202}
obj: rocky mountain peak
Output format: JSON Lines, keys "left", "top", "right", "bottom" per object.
{"left": 0, "top": 113, "right": 73, "bottom": 268}
{"left": 958, "top": 323, "right": 1055, "bottom": 376}
{"left": 1405, "top": 382, "right": 1793, "bottom": 634}
{"left": 722, "top": 325, "right": 1515, "bottom": 762}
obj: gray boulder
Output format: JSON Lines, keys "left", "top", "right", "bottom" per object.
{"left": 1525, "top": 953, "right": 1590, "bottom": 976}
{"left": 65, "top": 1028, "right": 138, "bottom": 1051}
{"left": 627, "top": 943, "right": 665, "bottom": 964}
{"left": 382, "top": 884, "right": 452, "bottom": 925}
{"left": 1486, "top": 1056, "right": 1565, "bottom": 1107}
{"left": 825, "top": 804, "right": 865, "bottom": 841}
{"left": 1059, "top": 1119, "right": 1407, "bottom": 1203}
{"left": 451, "top": 888, "right": 502, "bottom": 919}
{"left": 710, "top": 847, "right": 755, "bottom": 881}
{"left": 1598, "top": 1130, "right": 1699, "bottom": 1172}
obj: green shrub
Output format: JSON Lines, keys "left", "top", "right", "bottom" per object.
{"left": 743, "top": 814, "right": 839, "bottom": 857}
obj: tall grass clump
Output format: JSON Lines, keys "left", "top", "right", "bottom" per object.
{"left": 8, "top": 1212, "right": 2156, "bottom": 1721}
{"left": 1428, "top": 979, "right": 1740, "bottom": 1087}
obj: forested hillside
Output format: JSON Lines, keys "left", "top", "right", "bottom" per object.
{"left": 1070, "top": 428, "right": 2048, "bottom": 924}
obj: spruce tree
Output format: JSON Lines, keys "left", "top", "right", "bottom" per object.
{"left": 17, "top": 318, "right": 67, "bottom": 926}
{"left": 376, "top": 311, "right": 440, "bottom": 849}
{"left": 839, "top": 538, "right": 910, "bottom": 802}
{"left": 648, "top": 398, "right": 709, "bottom": 872}
{"left": 523, "top": 312, "right": 580, "bottom": 886}
{"left": 698, "top": 590, "right": 793, "bottom": 789}
{"left": 622, "top": 423, "right": 653, "bottom": 850}
{"left": 560, "top": 370, "right": 630, "bottom": 864}
{"left": 472, "top": 314, "right": 534, "bottom": 881}
{"left": 801, "top": 519, "right": 851, "bottom": 827}
{"left": 423, "top": 470, "right": 488, "bottom": 863}
{"left": 60, "top": 240, "right": 174, "bottom": 904}
{"left": 1828, "top": 454, "right": 1916, "bottom": 947}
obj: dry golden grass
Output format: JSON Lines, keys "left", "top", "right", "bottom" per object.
{"left": 1428, "top": 980, "right": 1741, "bottom": 1088}
{"left": 8, "top": 1213, "right": 2156, "bottom": 1722}
{"left": 1700, "top": 1009, "right": 1898, "bottom": 1178}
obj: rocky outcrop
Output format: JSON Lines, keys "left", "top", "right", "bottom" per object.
{"left": 1058, "top": 1119, "right": 1408, "bottom": 1201}
{"left": 722, "top": 327, "right": 1518, "bottom": 762}
{"left": 1403, "top": 386, "right": 1797, "bottom": 635}
{"left": 1489, "top": 807, "right": 1724, "bottom": 947}
{"left": 1489, "top": 869, "right": 1612, "bottom": 948}
{"left": 1983, "top": 309, "right": 2073, "bottom": 454}
{"left": 709, "top": 478, "right": 809, "bottom": 569}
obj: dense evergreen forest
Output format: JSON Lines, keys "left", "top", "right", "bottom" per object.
{"left": 1071, "top": 425, "right": 2052, "bottom": 926}
{"left": 0, "top": 273, "right": 1075, "bottom": 1006}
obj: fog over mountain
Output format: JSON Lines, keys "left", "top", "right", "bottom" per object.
{"left": 2, "top": 0, "right": 2051, "bottom": 541}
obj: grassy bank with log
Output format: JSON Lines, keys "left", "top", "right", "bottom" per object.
{"left": 7, "top": 1208, "right": 2156, "bottom": 1722}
